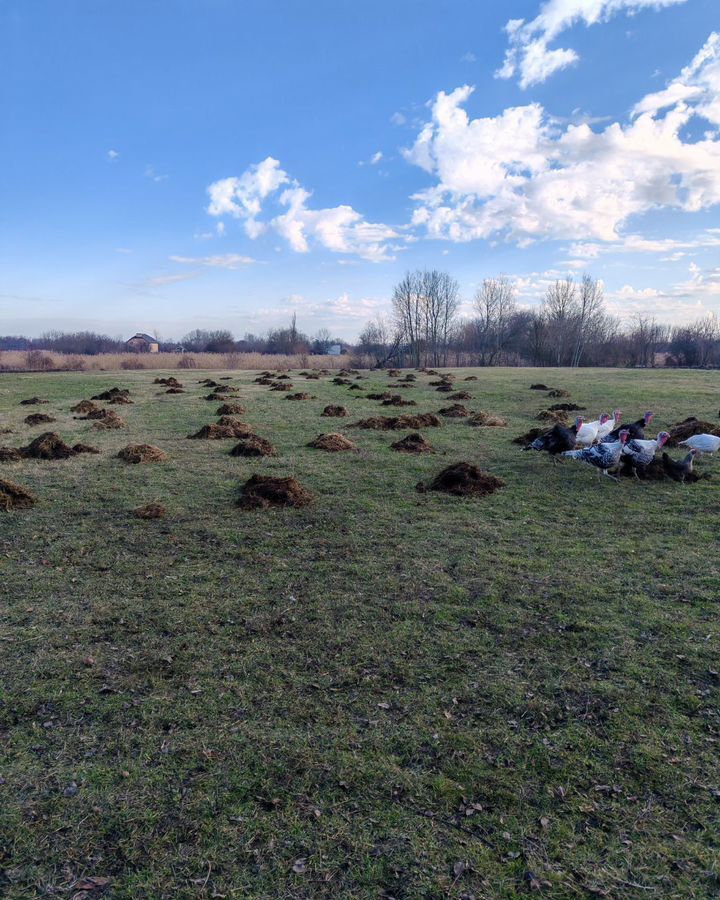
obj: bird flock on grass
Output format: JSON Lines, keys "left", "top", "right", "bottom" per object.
{"left": 525, "top": 410, "right": 719, "bottom": 482}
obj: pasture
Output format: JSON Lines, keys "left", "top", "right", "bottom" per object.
{"left": 1, "top": 367, "right": 719, "bottom": 898}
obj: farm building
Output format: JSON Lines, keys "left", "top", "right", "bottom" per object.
{"left": 125, "top": 332, "right": 159, "bottom": 353}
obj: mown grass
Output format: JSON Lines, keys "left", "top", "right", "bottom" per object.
{"left": 1, "top": 367, "right": 719, "bottom": 898}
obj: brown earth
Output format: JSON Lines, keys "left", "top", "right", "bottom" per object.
{"left": 237, "top": 474, "right": 314, "bottom": 510}
{"left": 439, "top": 404, "right": 471, "bottom": 418}
{"left": 535, "top": 410, "right": 569, "bottom": 424}
{"left": 91, "top": 387, "right": 131, "bottom": 402}
{"left": 216, "top": 403, "right": 247, "bottom": 416}
{"left": 418, "top": 462, "right": 505, "bottom": 497}
{"left": 286, "top": 393, "right": 315, "bottom": 400}
{"left": 547, "top": 389, "right": 570, "bottom": 398}
{"left": 134, "top": 502, "right": 167, "bottom": 519}
{"left": 382, "top": 395, "right": 417, "bottom": 407}
{"left": 189, "top": 423, "right": 252, "bottom": 439}
{"left": 19, "top": 397, "right": 49, "bottom": 406}
{"left": 91, "top": 411, "right": 128, "bottom": 429}
{"left": 0, "top": 478, "right": 37, "bottom": 510}
{"left": 391, "top": 433, "right": 435, "bottom": 453}
{"left": 229, "top": 436, "right": 278, "bottom": 457}
{"left": 351, "top": 414, "right": 442, "bottom": 430}
{"left": 321, "top": 405, "right": 348, "bottom": 417}
{"left": 467, "top": 411, "right": 508, "bottom": 427}
{"left": 512, "top": 427, "right": 547, "bottom": 445}
{"left": 117, "top": 444, "right": 168, "bottom": 464}
{"left": 70, "top": 400, "right": 100, "bottom": 414}
{"left": 307, "top": 433, "right": 358, "bottom": 452}
{"left": 24, "top": 414, "right": 56, "bottom": 426}
{"left": 549, "top": 403, "right": 585, "bottom": 412}
{"left": 449, "top": 391, "right": 472, "bottom": 400}
{"left": 530, "top": 383, "right": 549, "bottom": 390}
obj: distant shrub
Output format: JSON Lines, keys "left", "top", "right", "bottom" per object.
{"left": 177, "top": 355, "right": 197, "bottom": 369}
{"left": 25, "top": 350, "right": 54, "bottom": 371}
{"left": 223, "top": 352, "right": 241, "bottom": 369}
{"left": 66, "top": 355, "right": 86, "bottom": 371}
{"left": 121, "top": 356, "right": 145, "bottom": 370}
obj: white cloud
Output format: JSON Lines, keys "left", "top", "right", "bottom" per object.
{"left": 145, "top": 164, "right": 168, "bottom": 182}
{"left": 406, "top": 35, "right": 720, "bottom": 247}
{"left": 605, "top": 262, "right": 720, "bottom": 320}
{"left": 497, "top": 0, "right": 688, "bottom": 88}
{"left": 107, "top": 149, "right": 119, "bottom": 160}
{"left": 169, "top": 253, "right": 255, "bottom": 269}
{"left": 207, "top": 157, "right": 398, "bottom": 261}
{"left": 390, "top": 111, "right": 407, "bottom": 126}
{"left": 147, "top": 272, "right": 199, "bottom": 286}
{"left": 461, "top": 51, "right": 477, "bottom": 63}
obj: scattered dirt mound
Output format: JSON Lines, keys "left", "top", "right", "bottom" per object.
{"left": 305, "top": 373, "right": 320, "bottom": 380}
{"left": 72, "top": 443, "right": 100, "bottom": 454}
{"left": 0, "top": 448, "right": 23, "bottom": 462}
{"left": 418, "top": 462, "right": 505, "bottom": 497}
{"left": 439, "top": 403, "right": 471, "bottom": 418}
{"left": 22, "top": 432, "right": 76, "bottom": 460}
{"left": 189, "top": 423, "right": 251, "bottom": 439}
{"left": 333, "top": 377, "right": 352, "bottom": 386}
{"left": 286, "top": 393, "right": 315, "bottom": 400}
{"left": 513, "top": 427, "right": 547, "bottom": 445}
{"left": 348, "top": 384, "right": 363, "bottom": 391}
{"left": 230, "top": 436, "right": 278, "bottom": 457}
{"left": 217, "top": 403, "right": 246, "bottom": 416}
{"left": 20, "top": 397, "right": 48, "bottom": 406}
{"left": 391, "top": 432, "right": 435, "bottom": 453}
{"left": 275, "top": 374, "right": 291, "bottom": 381}
{"left": 92, "top": 387, "right": 131, "bottom": 402}
{"left": 213, "top": 385, "right": 238, "bottom": 394}
{"left": 387, "top": 369, "right": 401, "bottom": 377}
{"left": 154, "top": 377, "right": 183, "bottom": 387}
{"left": 449, "top": 391, "right": 472, "bottom": 400}
{"left": 108, "top": 394, "right": 133, "bottom": 405}
{"left": 92, "top": 411, "right": 128, "bottom": 429}
{"left": 382, "top": 395, "right": 417, "bottom": 407}
{"left": 0, "top": 478, "right": 36, "bottom": 510}
{"left": 464, "top": 376, "right": 479, "bottom": 382}
{"left": 206, "top": 392, "right": 231, "bottom": 401}
{"left": 216, "top": 417, "right": 254, "bottom": 432}
{"left": 134, "top": 502, "right": 167, "bottom": 519}
{"left": 535, "top": 409, "right": 568, "bottom": 424}
{"left": 667, "top": 416, "right": 720, "bottom": 446}
{"left": 307, "top": 432, "right": 358, "bottom": 452}
{"left": 547, "top": 388, "right": 570, "bottom": 398}
{"left": 254, "top": 377, "right": 274, "bottom": 385}
{"left": 435, "top": 384, "right": 454, "bottom": 392}
{"left": 117, "top": 444, "right": 168, "bottom": 464}
{"left": 549, "top": 402, "right": 585, "bottom": 412}
{"left": 352, "top": 414, "right": 442, "bottom": 430}
{"left": 467, "top": 411, "right": 508, "bottom": 427}
{"left": 24, "top": 413, "right": 56, "bottom": 426}
{"left": 400, "top": 374, "right": 417, "bottom": 382}
{"left": 71, "top": 400, "right": 100, "bottom": 414}
{"left": 367, "top": 392, "right": 392, "bottom": 401}
{"left": 237, "top": 474, "right": 313, "bottom": 509}
{"left": 270, "top": 383, "right": 293, "bottom": 391}
{"left": 530, "top": 383, "right": 548, "bottom": 390}
{"left": 322, "top": 405, "right": 348, "bottom": 417}
{"left": 165, "top": 387, "right": 185, "bottom": 394}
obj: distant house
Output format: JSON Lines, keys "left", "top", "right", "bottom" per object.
{"left": 125, "top": 332, "right": 159, "bottom": 353}
{"left": 327, "top": 344, "right": 343, "bottom": 356}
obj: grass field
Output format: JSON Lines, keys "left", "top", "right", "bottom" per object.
{"left": 1, "top": 367, "right": 719, "bottom": 898}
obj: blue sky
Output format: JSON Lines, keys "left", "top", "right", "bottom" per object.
{"left": 1, "top": 0, "right": 719, "bottom": 340}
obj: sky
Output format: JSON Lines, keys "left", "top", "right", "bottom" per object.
{"left": 1, "top": 0, "right": 719, "bottom": 341}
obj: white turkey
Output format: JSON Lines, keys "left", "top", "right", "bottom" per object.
{"left": 575, "top": 413, "right": 611, "bottom": 447}
{"left": 596, "top": 409, "right": 621, "bottom": 442}
{"left": 678, "top": 433, "right": 720, "bottom": 455}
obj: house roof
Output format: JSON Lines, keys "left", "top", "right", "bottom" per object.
{"left": 127, "top": 333, "right": 158, "bottom": 343}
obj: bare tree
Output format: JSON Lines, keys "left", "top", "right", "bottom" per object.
{"left": 570, "top": 275, "right": 604, "bottom": 367}
{"left": 473, "top": 275, "right": 518, "bottom": 365}
{"left": 392, "top": 269, "right": 460, "bottom": 366}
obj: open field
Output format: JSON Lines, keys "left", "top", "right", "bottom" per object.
{"left": 1, "top": 367, "right": 719, "bottom": 898}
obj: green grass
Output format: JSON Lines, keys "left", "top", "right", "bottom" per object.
{"left": 1, "top": 367, "right": 719, "bottom": 898}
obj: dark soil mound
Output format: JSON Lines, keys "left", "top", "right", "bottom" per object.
{"left": 254, "top": 377, "right": 274, "bottom": 385}
{"left": 305, "top": 373, "right": 320, "bottom": 380}
{"left": 212, "top": 385, "right": 238, "bottom": 394}
{"left": 230, "top": 436, "right": 278, "bottom": 457}
{"left": 352, "top": 414, "right": 442, "bottom": 430}
{"left": 154, "top": 377, "right": 183, "bottom": 387}
{"left": 286, "top": 393, "right": 314, "bottom": 400}
{"left": 0, "top": 478, "right": 36, "bottom": 510}
{"left": 549, "top": 402, "right": 585, "bottom": 412}
{"left": 275, "top": 374, "right": 291, "bottom": 381}
{"left": 435, "top": 384, "right": 454, "bottom": 392}
{"left": 667, "top": 416, "right": 720, "bottom": 446}
{"left": 418, "top": 462, "right": 505, "bottom": 497}
{"left": 307, "top": 432, "right": 358, "bottom": 452}
{"left": 23, "top": 432, "right": 77, "bottom": 460}
{"left": 0, "top": 448, "right": 23, "bottom": 462}
{"left": 449, "top": 391, "right": 472, "bottom": 400}
{"left": 134, "top": 502, "right": 167, "bottom": 519}
{"left": 547, "top": 389, "right": 570, "bottom": 398}
{"left": 270, "top": 383, "right": 293, "bottom": 391}
{"left": 464, "top": 376, "right": 479, "bottom": 382}
{"left": 535, "top": 409, "right": 569, "bottom": 424}
{"left": 108, "top": 394, "right": 133, "bottom": 405}
{"left": 530, "top": 383, "right": 548, "bottom": 390}
{"left": 513, "top": 427, "right": 547, "bottom": 445}
{"left": 118, "top": 444, "right": 168, "bottom": 463}
{"left": 348, "top": 384, "right": 363, "bottom": 391}
{"left": 387, "top": 369, "right": 401, "bottom": 377}
{"left": 400, "top": 374, "right": 417, "bottom": 382}
{"left": 189, "top": 423, "right": 251, "bottom": 439}
{"left": 165, "top": 387, "right": 185, "bottom": 394}
{"left": 391, "top": 432, "right": 435, "bottom": 453}
{"left": 322, "top": 405, "right": 348, "bottom": 417}
{"left": 237, "top": 474, "right": 313, "bottom": 509}
{"left": 201, "top": 379, "right": 220, "bottom": 386}
{"left": 72, "top": 443, "right": 100, "bottom": 454}
{"left": 71, "top": 400, "right": 100, "bottom": 414}
{"left": 217, "top": 417, "right": 254, "bottom": 432}
{"left": 367, "top": 393, "right": 392, "bottom": 401}
{"left": 382, "top": 395, "right": 417, "bottom": 407}
{"left": 91, "top": 410, "right": 128, "bottom": 429}
{"left": 439, "top": 403, "right": 471, "bottom": 418}
{"left": 24, "top": 414, "right": 56, "bottom": 426}
{"left": 333, "top": 377, "right": 352, "bottom": 385}
{"left": 467, "top": 411, "right": 508, "bottom": 427}
{"left": 92, "top": 387, "right": 131, "bottom": 402}
{"left": 217, "top": 403, "right": 246, "bottom": 416}
{"left": 20, "top": 397, "right": 48, "bottom": 406}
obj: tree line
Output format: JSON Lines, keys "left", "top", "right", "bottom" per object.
{"left": 356, "top": 270, "right": 720, "bottom": 369}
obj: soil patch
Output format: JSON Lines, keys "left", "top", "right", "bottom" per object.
{"left": 165, "top": 387, "right": 185, "bottom": 394}
{"left": 286, "top": 393, "right": 315, "bottom": 400}
{"left": 449, "top": 391, "right": 472, "bottom": 400}
{"left": 352, "top": 414, "right": 442, "bottom": 430}
{"left": 134, "top": 503, "right": 167, "bottom": 519}
{"left": 535, "top": 409, "right": 569, "bottom": 424}
{"left": 549, "top": 402, "right": 585, "bottom": 412}
{"left": 513, "top": 427, "right": 547, "bottom": 445}
{"left": 439, "top": 404, "right": 471, "bottom": 418}
{"left": 91, "top": 411, "right": 128, "bottom": 429}
{"left": 20, "top": 397, "right": 48, "bottom": 406}
{"left": 217, "top": 417, "right": 254, "bottom": 432}
{"left": 382, "top": 395, "right": 417, "bottom": 407}
{"left": 217, "top": 403, "right": 246, "bottom": 416}
{"left": 189, "top": 423, "right": 252, "bottom": 439}
{"left": 322, "top": 405, "right": 348, "bottom": 417}
{"left": 391, "top": 433, "right": 435, "bottom": 453}
{"left": 307, "top": 433, "right": 358, "bottom": 452}
{"left": 230, "top": 436, "right": 278, "bottom": 457}
{"left": 91, "top": 387, "right": 131, "bottom": 402}
{"left": 72, "top": 443, "right": 100, "bottom": 454}
{"left": 71, "top": 400, "right": 100, "bottom": 414}
{"left": 270, "top": 383, "right": 293, "bottom": 391}
{"left": 24, "top": 414, "right": 56, "bottom": 426}
{"left": 237, "top": 474, "right": 313, "bottom": 509}
{"left": 464, "top": 376, "right": 479, "bottom": 382}
{"left": 530, "top": 383, "right": 548, "bottom": 390}
{"left": 0, "top": 478, "right": 37, "bottom": 510}
{"left": 117, "top": 444, "right": 168, "bottom": 464}
{"left": 667, "top": 416, "right": 720, "bottom": 446}
{"left": 418, "top": 462, "right": 505, "bottom": 497}
{"left": 467, "top": 411, "right": 508, "bottom": 427}
{"left": 547, "top": 388, "right": 570, "bottom": 398}
{"left": 154, "top": 377, "right": 183, "bottom": 387}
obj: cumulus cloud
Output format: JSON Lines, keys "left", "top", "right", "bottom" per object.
{"left": 207, "top": 157, "right": 398, "bottom": 261}
{"left": 497, "top": 0, "right": 688, "bottom": 88}
{"left": 169, "top": 253, "right": 255, "bottom": 269}
{"left": 107, "top": 149, "right": 119, "bottom": 160}
{"left": 406, "top": 34, "right": 720, "bottom": 247}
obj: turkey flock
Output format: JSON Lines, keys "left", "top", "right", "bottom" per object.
{"left": 524, "top": 410, "right": 720, "bottom": 482}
